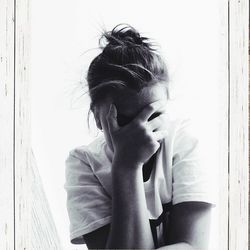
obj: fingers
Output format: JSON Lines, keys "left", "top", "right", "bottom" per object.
{"left": 153, "top": 129, "right": 168, "bottom": 141}
{"left": 147, "top": 113, "right": 168, "bottom": 132}
{"left": 135, "top": 100, "right": 167, "bottom": 123}
{"left": 106, "top": 104, "right": 119, "bottom": 132}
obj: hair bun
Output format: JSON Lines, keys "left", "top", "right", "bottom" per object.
{"left": 100, "top": 24, "right": 151, "bottom": 49}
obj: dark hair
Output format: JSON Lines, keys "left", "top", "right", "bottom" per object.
{"left": 87, "top": 24, "right": 169, "bottom": 110}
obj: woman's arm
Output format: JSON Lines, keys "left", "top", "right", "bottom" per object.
{"left": 105, "top": 158, "right": 155, "bottom": 249}
{"left": 84, "top": 199, "right": 212, "bottom": 250}
{"left": 159, "top": 201, "right": 213, "bottom": 250}
{"left": 84, "top": 175, "right": 212, "bottom": 250}
{"left": 85, "top": 102, "right": 212, "bottom": 249}
{"left": 103, "top": 101, "right": 167, "bottom": 249}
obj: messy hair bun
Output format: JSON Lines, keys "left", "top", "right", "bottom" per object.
{"left": 87, "top": 24, "right": 169, "bottom": 109}
{"left": 100, "top": 24, "right": 153, "bottom": 49}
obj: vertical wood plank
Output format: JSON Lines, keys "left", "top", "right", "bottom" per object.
{"left": 0, "top": 0, "right": 15, "bottom": 249}
{"left": 14, "top": 0, "right": 31, "bottom": 248}
{"left": 14, "top": 0, "right": 63, "bottom": 248}
{"left": 228, "top": 0, "right": 249, "bottom": 249}
{"left": 218, "top": 1, "right": 230, "bottom": 249}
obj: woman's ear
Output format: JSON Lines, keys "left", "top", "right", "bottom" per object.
{"left": 92, "top": 107, "right": 102, "bottom": 130}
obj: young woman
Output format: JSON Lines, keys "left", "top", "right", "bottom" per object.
{"left": 64, "top": 24, "right": 216, "bottom": 249}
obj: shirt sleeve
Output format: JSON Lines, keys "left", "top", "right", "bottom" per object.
{"left": 172, "top": 118, "right": 217, "bottom": 206}
{"left": 64, "top": 148, "right": 111, "bottom": 244}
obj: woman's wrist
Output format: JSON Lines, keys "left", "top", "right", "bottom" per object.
{"left": 108, "top": 155, "right": 154, "bottom": 249}
{"left": 112, "top": 153, "right": 143, "bottom": 174}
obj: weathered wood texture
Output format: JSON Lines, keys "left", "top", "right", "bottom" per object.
{"left": 14, "top": 0, "right": 31, "bottom": 248}
{"left": 0, "top": 0, "right": 15, "bottom": 249}
{"left": 13, "top": 0, "right": 63, "bottom": 249}
{"left": 218, "top": 1, "right": 229, "bottom": 249}
{"left": 228, "top": 0, "right": 249, "bottom": 249}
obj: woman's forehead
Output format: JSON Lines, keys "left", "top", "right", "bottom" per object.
{"left": 112, "top": 84, "right": 167, "bottom": 116}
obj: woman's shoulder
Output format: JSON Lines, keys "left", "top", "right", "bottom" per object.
{"left": 64, "top": 135, "right": 109, "bottom": 188}
{"left": 66, "top": 135, "right": 107, "bottom": 165}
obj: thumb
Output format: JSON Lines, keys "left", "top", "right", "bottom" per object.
{"left": 106, "top": 104, "right": 119, "bottom": 132}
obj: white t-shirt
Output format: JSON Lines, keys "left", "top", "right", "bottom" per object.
{"left": 64, "top": 117, "right": 216, "bottom": 245}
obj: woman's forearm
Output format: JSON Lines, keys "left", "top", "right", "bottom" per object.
{"left": 105, "top": 157, "right": 155, "bottom": 249}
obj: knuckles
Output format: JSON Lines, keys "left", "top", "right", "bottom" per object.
{"left": 147, "top": 103, "right": 155, "bottom": 113}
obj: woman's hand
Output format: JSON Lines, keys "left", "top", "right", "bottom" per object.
{"left": 106, "top": 100, "right": 168, "bottom": 168}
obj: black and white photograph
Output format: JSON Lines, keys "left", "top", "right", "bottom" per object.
{"left": 0, "top": 0, "right": 249, "bottom": 250}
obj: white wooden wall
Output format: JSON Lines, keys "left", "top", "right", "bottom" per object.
{"left": 0, "top": 0, "right": 15, "bottom": 249}
{"left": 0, "top": 0, "right": 248, "bottom": 249}
{"left": 218, "top": 1, "right": 229, "bottom": 249}
{"left": 0, "top": 0, "right": 62, "bottom": 249}
{"left": 228, "top": 0, "right": 249, "bottom": 249}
